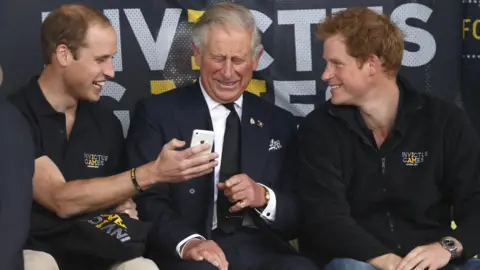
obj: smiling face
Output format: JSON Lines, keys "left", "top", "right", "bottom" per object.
{"left": 60, "top": 24, "right": 117, "bottom": 102}
{"left": 321, "top": 34, "right": 373, "bottom": 106}
{"left": 193, "top": 24, "right": 260, "bottom": 104}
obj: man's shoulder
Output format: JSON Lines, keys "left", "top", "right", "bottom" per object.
{"left": 138, "top": 83, "right": 195, "bottom": 110}
{"left": 8, "top": 82, "right": 32, "bottom": 114}
{"left": 415, "top": 91, "right": 464, "bottom": 124}
{"left": 399, "top": 76, "right": 462, "bottom": 122}
{"left": 0, "top": 98, "right": 20, "bottom": 116}
{"left": 302, "top": 101, "right": 338, "bottom": 126}
{"left": 0, "top": 99, "right": 34, "bottom": 152}
{"left": 422, "top": 93, "right": 460, "bottom": 112}
{"left": 0, "top": 99, "right": 29, "bottom": 127}
{"left": 244, "top": 91, "right": 295, "bottom": 120}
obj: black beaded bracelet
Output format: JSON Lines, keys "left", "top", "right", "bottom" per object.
{"left": 130, "top": 168, "right": 143, "bottom": 192}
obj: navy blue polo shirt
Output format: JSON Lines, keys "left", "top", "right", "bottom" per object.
{"left": 8, "top": 77, "right": 125, "bottom": 254}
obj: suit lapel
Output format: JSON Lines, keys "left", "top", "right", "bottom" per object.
{"left": 241, "top": 93, "right": 270, "bottom": 182}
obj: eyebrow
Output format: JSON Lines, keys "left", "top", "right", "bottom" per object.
{"left": 96, "top": 53, "right": 116, "bottom": 60}
{"left": 210, "top": 52, "right": 247, "bottom": 59}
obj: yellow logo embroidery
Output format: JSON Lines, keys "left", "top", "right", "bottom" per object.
{"left": 402, "top": 151, "right": 428, "bottom": 167}
{"left": 84, "top": 153, "right": 108, "bottom": 168}
{"left": 87, "top": 214, "right": 131, "bottom": 242}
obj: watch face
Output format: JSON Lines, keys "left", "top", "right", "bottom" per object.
{"left": 443, "top": 239, "right": 456, "bottom": 248}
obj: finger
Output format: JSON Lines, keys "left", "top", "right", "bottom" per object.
{"left": 225, "top": 175, "right": 243, "bottom": 188}
{"left": 123, "top": 209, "right": 138, "bottom": 219}
{"left": 210, "top": 251, "right": 227, "bottom": 270}
{"left": 114, "top": 205, "right": 127, "bottom": 213}
{"left": 200, "top": 250, "right": 221, "bottom": 268}
{"left": 230, "top": 200, "right": 248, "bottom": 213}
{"left": 209, "top": 251, "right": 225, "bottom": 270}
{"left": 397, "top": 248, "right": 422, "bottom": 270}
{"left": 125, "top": 199, "right": 136, "bottom": 209}
{"left": 164, "top": 138, "right": 186, "bottom": 150}
{"left": 179, "top": 163, "right": 217, "bottom": 181}
{"left": 216, "top": 249, "right": 228, "bottom": 270}
{"left": 415, "top": 260, "right": 430, "bottom": 270}
{"left": 188, "top": 248, "right": 204, "bottom": 261}
{"left": 402, "top": 254, "right": 425, "bottom": 270}
{"left": 217, "top": 182, "right": 227, "bottom": 190}
{"left": 184, "top": 152, "right": 219, "bottom": 168}
{"left": 224, "top": 181, "right": 249, "bottom": 197}
{"left": 230, "top": 190, "right": 248, "bottom": 202}
{"left": 182, "top": 143, "right": 214, "bottom": 158}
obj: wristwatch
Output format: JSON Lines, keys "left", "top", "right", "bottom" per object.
{"left": 439, "top": 237, "right": 460, "bottom": 259}
{"left": 264, "top": 186, "right": 270, "bottom": 205}
{"left": 256, "top": 186, "right": 270, "bottom": 211}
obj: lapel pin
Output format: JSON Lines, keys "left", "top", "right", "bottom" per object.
{"left": 256, "top": 120, "right": 264, "bottom": 128}
{"left": 250, "top": 117, "right": 255, "bottom": 125}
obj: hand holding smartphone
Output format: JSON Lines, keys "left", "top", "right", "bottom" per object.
{"left": 190, "top": 129, "right": 214, "bottom": 157}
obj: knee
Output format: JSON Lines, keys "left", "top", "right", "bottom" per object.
{"left": 324, "top": 258, "right": 376, "bottom": 270}
{"left": 111, "top": 257, "right": 159, "bottom": 270}
{"left": 23, "top": 250, "right": 59, "bottom": 270}
{"left": 264, "top": 255, "right": 319, "bottom": 270}
{"left": 185, "top": 261, "right": 218, "bottom": 270}
{"left": 463, "top": 258, "right": 480, "bottom": 270}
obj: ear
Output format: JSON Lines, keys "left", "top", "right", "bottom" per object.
{"left": 366, "top": 54, "right": 380, "bottom": 76}
{"left": 251, "top": 47, "right": 264, "bottom": 71}
{"left": 192, "top": 45, "right": 201, "bottom": 68}
{"left": 55, "top": 44, "right": 71, "bottom": 67}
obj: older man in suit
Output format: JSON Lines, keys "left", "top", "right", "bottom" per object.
{"left": 125, "top": 2, "right": 317, "bottom": 270}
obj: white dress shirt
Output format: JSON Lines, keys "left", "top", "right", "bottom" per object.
{"left": 175, "top": 81, "right": 278, "bottom": 257}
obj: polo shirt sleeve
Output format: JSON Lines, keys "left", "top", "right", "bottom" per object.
{"left": 33, "top": 136, "right": 44, "bottom": 159}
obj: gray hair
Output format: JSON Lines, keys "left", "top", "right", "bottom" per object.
{"left": 192, "top": 2, "right": 262, "bottom": 58}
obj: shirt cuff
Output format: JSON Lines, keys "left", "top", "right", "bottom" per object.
{"left": 255, "top": 184, "right": 277, "bottom": 222}
{"left": 176, "top": 234, "right": 205, "bottom": 258}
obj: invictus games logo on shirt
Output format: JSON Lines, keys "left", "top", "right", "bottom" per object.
{"left": 84, "top": 153, "right": 108, "bottom": 168}
{"left": 402, "top": 151, "right": 428, "bottom": 167}
{"left": 87, "top": 214, "right": 131, "bottom": 242}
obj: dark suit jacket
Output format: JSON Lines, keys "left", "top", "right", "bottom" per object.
{"left": 0, "top": 100, "right": 34, "bottom": 270}
{"left": 125, "top": 83, "right": 299, "bottom": 257}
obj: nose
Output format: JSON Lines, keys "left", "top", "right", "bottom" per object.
{"left": 321, "top": 64, "right": 334, "bottom": 82}
{"left": 103, "top": 58, "right": 115, "bottom": 79}
{"left": 220, "top": 59, "right": 234, "bottom": 79}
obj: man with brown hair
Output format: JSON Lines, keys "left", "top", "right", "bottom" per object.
{"left": 9, "top": 3, "right": 218, "bottom": 270}
{"left": 297, "top": 7, "right": 480, "bottom": 270}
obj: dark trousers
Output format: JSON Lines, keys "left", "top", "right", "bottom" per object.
{"left": 323, "top": 258, "right": 480, "bottom": 270}
{"left": 156, "top": 228, "right": 318, "bottom": 270}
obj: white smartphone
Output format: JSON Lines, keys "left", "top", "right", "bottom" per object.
{"left": 190, "top": 129, "right": 215, "bottom": 156}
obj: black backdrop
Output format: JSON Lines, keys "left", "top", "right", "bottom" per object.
{"left": 0, "top": 0, "right": 472, "bottom": 136}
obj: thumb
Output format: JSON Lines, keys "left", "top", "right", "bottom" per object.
{"left": 164, "top": 138, "right": 186, "bottom": 150}
{"left": 217, "top": 182, "right": 226, "bottom": 190}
